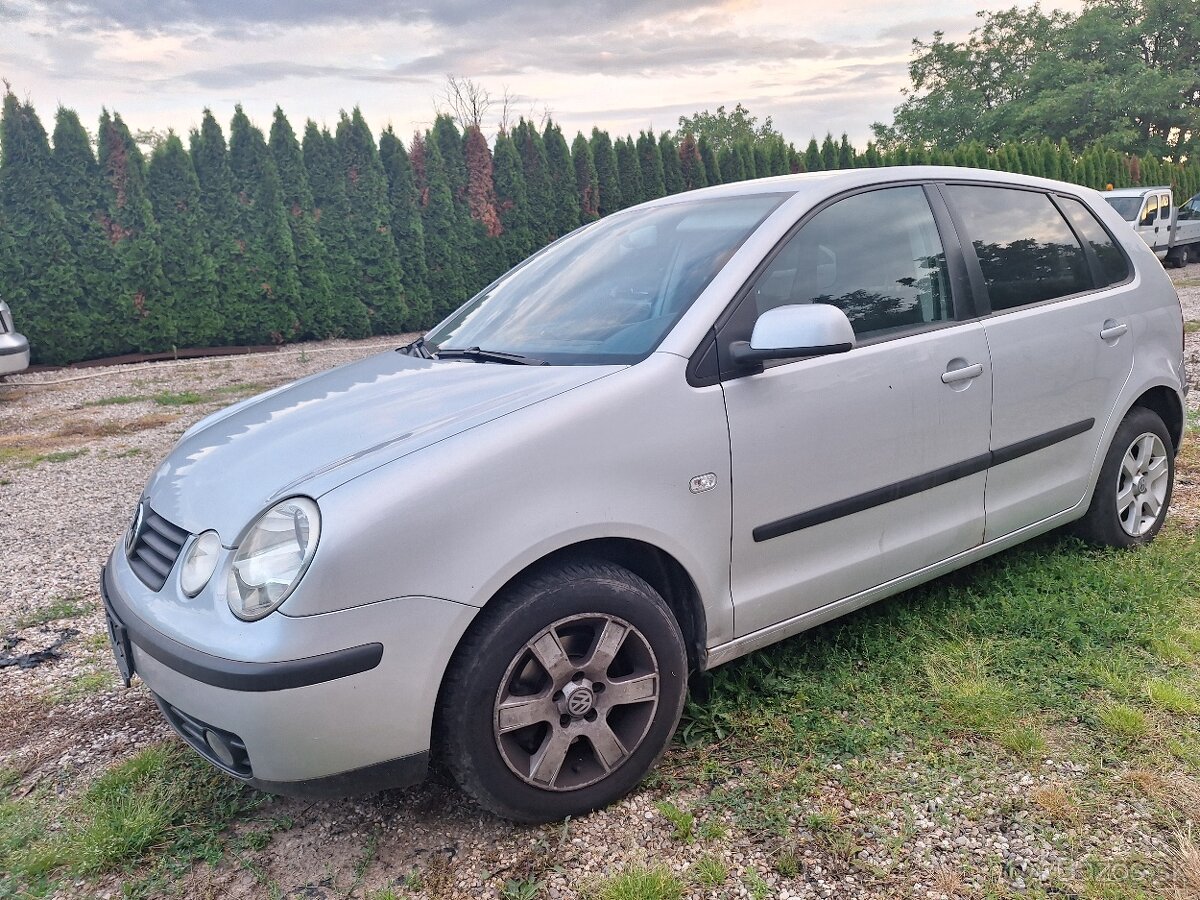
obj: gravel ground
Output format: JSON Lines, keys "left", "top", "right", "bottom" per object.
{"left": 2, "top": 270, "right": 1200, "bottom": 900}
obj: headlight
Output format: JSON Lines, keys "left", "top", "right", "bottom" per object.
{"left": 180, "top": 530, "right": 221, "bottom": 597}
{"left": 227, "top": 498, "right": 321, "bottom": 621}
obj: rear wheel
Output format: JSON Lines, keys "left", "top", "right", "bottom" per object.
{"left": 437, "top": 560, "right": 688, "bottom": 823}
{"left": 1073, "top": 406, "right": 1173, "bottom": 547}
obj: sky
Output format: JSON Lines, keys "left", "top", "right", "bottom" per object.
{"left": 0, "top": 0, "right": 1084, "bottom": 150}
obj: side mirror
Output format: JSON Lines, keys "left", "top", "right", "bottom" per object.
{"left": 730, "top": 304, "right": 855, "bottom": 365}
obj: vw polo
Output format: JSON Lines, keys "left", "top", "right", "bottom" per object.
{"left": 104, "top": 166, "right": 1186, "bottom": 822}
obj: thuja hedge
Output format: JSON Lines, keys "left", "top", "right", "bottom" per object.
{"left": 2, "top": 93, "right": 1198, "bottom": 365}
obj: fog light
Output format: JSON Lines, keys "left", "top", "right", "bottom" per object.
{"left": 204, "top": 729, "right": 236, "bottom": 768}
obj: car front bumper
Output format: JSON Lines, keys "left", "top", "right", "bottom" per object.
{"left": 100, "top": 556, "right": 478, "bottom": 797}
{"left": 0, "top": 332, "right": 29, "bottom": 376}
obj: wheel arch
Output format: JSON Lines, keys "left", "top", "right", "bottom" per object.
{"left": 450, "top": 537, "right": 709, "bottom": 676}
{"left": 1131, "top": 384, "right": 1184, "bottom": 453}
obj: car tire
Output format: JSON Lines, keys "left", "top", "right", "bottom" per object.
{"left": 1072, "top": 406, "right": 1174, "bottom": 548}
{"left": 436, "top": 559, "right": 688, "bottom": 824}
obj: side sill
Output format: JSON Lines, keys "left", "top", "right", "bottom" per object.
{"left": 706, "top": 503, "right": 1084, "bottom": 669}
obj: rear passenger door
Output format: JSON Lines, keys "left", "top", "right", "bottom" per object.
{"left": 941, "top": 184, "right": 1134, "bottom": 541}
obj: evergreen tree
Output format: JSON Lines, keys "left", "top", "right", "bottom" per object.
{"left": 718, "top": 144, "right": 746, "bottom": 183}
{"left": 678, "top": 133, "right": 707, "bottom": 190}
{"left": 543, "top": 120, "right": 581, "bottom": 238}
{"left": 51, "top": 107, "right": 113, "bottom": 359}
{"left": 590, "top": 128, "right": 622, "bottom": 216}
{"left": 636, "top": 131, "right": 666, "bottom": 200}
{"left": 753, "top": 143, "right": 770, "bottom": 179}
{"left": 411, "top": 132, "right": 468, "bottom": 321}
{"left": 97, "top": 110, "right": 173, "bottom": 353}
{"left": 737, "top": 140, "right": 757, "bottom": 179}
{"left": 804, "top": 138, "right": 822, "bottom": 172}
{"left": 268, "top": 107, "right": 336, "bottom": 339}
{"left": 379, "top": 127, "right": 433, "bottom": 328}
{"left": 698, "top": 137, "right": 720, "bottom": 185}
{"left": 615, "top": 137, "right": 644, "bottom": 208}
{"left": 571, "top": 131, "right": 599, "bottom": 223}
{"left": 837, "top": 133, "right": 856, "bottom": 169}
{"left": 192, "top": 110, "right": 250, "bottom": 343}
{"left": 514, "top": 119, "right": 553, "bottom": 243}
{"left": 302, "top": 121, "right": 371, "bottom": 337}
{"left": 335, "top": 108, "right": 408, "bottom": 334}
{"left": 147, "top": 133, "right": 221, "bottom": 348}
{"left": 432, "top": 113, "right": 468, "bottom": 203}
{"left": 227, "top": 106, "right": 298, "bottom": 343}
{"left": 0, "top": 92, "right": 88, "bottom": 363}
{"left": 492, "top": 131, "right": 535, "bottom": 267}
{"left": 820, "top": 133, "right": 838, "bottom": 170}
{"left": 463, "top": 124, "right": 508, "bottom": 286}
{"left": 659, "top": 132, "right": 685, "bottom": 195}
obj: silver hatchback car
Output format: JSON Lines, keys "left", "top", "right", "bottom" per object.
{"left": 103, "top": 167, "right": 1185, "bottom": 823}
{"left": 0, "top": 299, "right": 30, "bottom": 376}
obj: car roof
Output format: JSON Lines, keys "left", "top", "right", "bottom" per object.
{"left": 634, "top": 165, "right": 1110, "bottom": 211}
{"left": 1101, "top": 186, "right": 1172, "bottom": 199}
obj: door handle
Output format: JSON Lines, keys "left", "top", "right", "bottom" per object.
{"left": 941, "top": 363, "right": 983, "bottom": 384}
{"left": 1100, "top": 321, "right": 1128, "bottom": 341}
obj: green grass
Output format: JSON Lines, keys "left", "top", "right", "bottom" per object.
{"left": 690, "top": 854, "right": 727, "bottom": 887}
{"left": 588, "top": 865, "right": 683, "bottom": 900}
{"left": 15, "top": 595, "right": 89, "bottom": 629}
{"left": 676, "top": 528, "right": 1200, "bottom": 838}
{"left": 54, "top": 671, "right": 113, "bottom": 703}
{"left": 0, "top": 447, "right": 88, "bottom": 468}
{"left": 0, "top": 744, "right": 264, "bottom": 897}
{"left": 84, "top": 395, "right": 144, "bottom": 406}
{"left": 152, "top": 391, "right": 206, "bottom": 406}
{"left": 151, "top": 384, "right": 267, "bottom": 408}
{"left": 655, "top": 801, "right": 694, "bottom": 842}
{"left": 1146, "top": 678, "right": 1200, "bottom": 715}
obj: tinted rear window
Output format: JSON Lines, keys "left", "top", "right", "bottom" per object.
{"left": 947, "top": 185, "right": 1092, "bottom": 311}
{"left": 1057, "top": 196, "right": 1131, "bottom": 288}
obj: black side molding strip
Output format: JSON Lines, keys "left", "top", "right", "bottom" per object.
{"left": 753, "top": 417, "right": 1094, "bottom": 542}
{"left": 101, "top": 566, "right": 383, "bottom": 692}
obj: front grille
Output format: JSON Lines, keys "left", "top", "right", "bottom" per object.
{"left": 128, "top": 505, "right": 189, "bottom": 591}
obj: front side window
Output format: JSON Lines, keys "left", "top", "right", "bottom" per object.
{"left": 426, "top": 193, "right": 787, "bottom": 365}
{"left": 1140, "top": 195, "right": 1159, "bottom": 226}
{"left": 946, "top": 185, "right": 1091, "bottom": 311}
{"left": 750, "top": 186, "right": 952, "bottom": 338}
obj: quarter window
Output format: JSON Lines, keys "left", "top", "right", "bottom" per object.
{"left": 1057, "top": 196, "right": 1131, "bottom": 287}
{"left": 751, "top": 186, "right": 952, "bottom": 338}
{"left": 946, "top": 185, "right": 1091, "bottom": 310}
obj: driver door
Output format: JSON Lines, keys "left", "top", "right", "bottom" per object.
{"left": 717, "top": 184, "right": 992, "bottom": 638}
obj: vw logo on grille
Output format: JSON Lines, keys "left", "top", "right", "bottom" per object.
{"left": 566, "top": 686, "right": 594, "bottom": 717}
{"left": 125, "top": 501, "right": 145, "bottom": 557}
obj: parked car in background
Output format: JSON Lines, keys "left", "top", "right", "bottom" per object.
{"left": 1103, "top": 186, "right": 1200, "bottom": 267}
{"left": 0, "top": 299, "right": 29, "bottom": 376}
{"left": 103, "top": 166, "right": 1186, "bottom": 823}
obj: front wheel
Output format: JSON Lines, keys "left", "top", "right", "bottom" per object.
{"left": 436, "top": 560, "right": 688, "bottom": 823}
{"left": 1073, "top": 406, "right": 1174, "bottom": 547}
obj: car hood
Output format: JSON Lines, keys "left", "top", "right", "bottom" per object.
{"left": 143, "top": 351, "right": 620, "bottom": 539}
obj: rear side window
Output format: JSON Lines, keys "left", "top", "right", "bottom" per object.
{"left": 1057, "top": 196, "right": 1131, "bottom": 287}
{"left": 946, "top": 185, "right": 1091, "bottom": 311}
{"left": 751, "top": 186, "right": 952, "bottom": 338}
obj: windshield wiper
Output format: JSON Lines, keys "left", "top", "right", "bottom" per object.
{"left": 435, "top": 347, "right": 548, "bottom": 366}
{"left": 398, "top": 336, "right": 435, "bottom": 359}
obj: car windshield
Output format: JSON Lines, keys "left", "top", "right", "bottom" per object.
{"left": 1103, "top": 196, "right": 1141, "bottom": 221}
{"left": 425, "top": 193, "right": 788, "bottom": 365}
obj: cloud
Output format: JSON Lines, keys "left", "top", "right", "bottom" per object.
{"left": 12, "top": 0, "right": 724, "bottom": 35}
